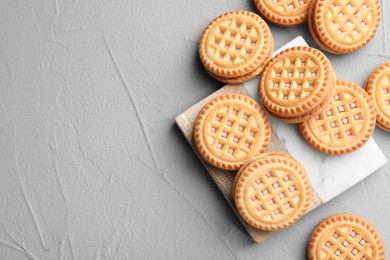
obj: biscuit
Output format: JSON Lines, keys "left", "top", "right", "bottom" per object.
{"left": 259, "top": 46, "right": 335, "bottom": 123}
{"left": 234, "top": 152, "right": 311, "bottom": 231}
{"left": 308, "top": 0, "right": 343, "bottom": 54}
{"left": 199, "top": 10, "right": 274, "bottom": 83}
{"left": 300, "top": 80, "right": 376, "bottom": 155}
{"left": 308, "top": 214, "right": 385, "bottom": 260}
{"left": 365, "top": 61, "right": 390, "bottom": 132}
{"left": 253, "top": 0, "right": 311, "bottom": 27}
{"left": 310, "top": 0, "right": 381, "bottom": 54}
{"left": 194, "top": 94, "right": 271, "bottom": 170}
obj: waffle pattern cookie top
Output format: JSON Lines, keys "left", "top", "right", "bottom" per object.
{"left": 308, "top": 214, "right": 385, "bottom": 260}
{"left": 365, "top": 61, "right": 390, "bottom": 131}
{"left": 234, "top": 152, "right": 311, "bottom": 231}
{"left": 194, "top": 94, "right": 271, "bottom": 170}
{"left": 312, "top": 0, "right": 381, "bottom": 54}
{"left": 259, "top": 46, "right": 334, "bottom": 120}
{"left": 300, "top": 80, "right": 376, "bottom": 155}
{"left": 254, "top": 0, "right": 311, "bottom": 27}
{"left": 199, "top": 10, "right": 273, "bottom": 78}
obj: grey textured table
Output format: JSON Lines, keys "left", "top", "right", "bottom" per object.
{"left": 0, "top": 0, "right": 388, "bottom": 259}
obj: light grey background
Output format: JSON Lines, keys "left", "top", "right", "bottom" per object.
{"left": 0, "top": 0, "right": 388, "bottom": 259}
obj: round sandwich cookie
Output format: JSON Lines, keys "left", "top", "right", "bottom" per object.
{"left": 194, "top": 94, "right": 271, "bottom": 170}
{"left": 199, "top": 10, "right": 274, "bottom": 83}
{"left": 365, "top": 61, "right": 390, "bottom": 132}
{"left": 310, "top": 0, "right": 381, "bottom": 54}
{"left": 253, "top": 0, "right": 312, "bottom": 27}
{"left": 308, "top": 214, "right": 384, "bottom": 260}
{"left": 234, "top": 152, "right": 312, "bottom": 231}
{"left": 259, "top": 46, "right": 335, "bottom": 123}
{"left": 300, "top": 80, "right": 376, "bottom": 155}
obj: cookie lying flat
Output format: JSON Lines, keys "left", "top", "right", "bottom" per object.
{"left": 365, "top": 61, "right": 390, "bottom": 132}
{"left": 300, "top": 80, "right": 376, "bottom": 155}
{"left": 234, "top": 152, "right": 311, "bottom": 231}
{"left": 194, "top": 94, "right": 271, "bottom": 170}
{"left": 199, "top": 10, "right": 273, "bottom": 83}
{"left": 308, "top": 214, "right": 384, "bottom": 260}
{"left": 259, "top": 46, "right": 335, "bottom": 123}
{"left": 253, "top": 0, "right": 312, "bottom": 27}
{"left": 309, "top": 0, "right": 381, "bottom": 54}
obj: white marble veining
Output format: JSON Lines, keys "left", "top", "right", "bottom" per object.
{"left": 244, "top": 37, "right": 387, "bottom": 203}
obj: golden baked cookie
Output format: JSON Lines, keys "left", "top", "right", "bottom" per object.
{"left": 308, "top": 0, "right": 343, "bottom": 54}
{"left": 310, "top": 0, "right": 381, "bottom": 54}
{"left": 194, "top": 94, "right": 271, "bottom": 170}
{"left": 234, "top": 152, "right": 311, "bottom": 231}
{"left": 199, "top": 10, "right": 273, "bottom": 83}
{"left": 253, "top": 0, "right": 312, "bottom": 27}
{"left": 365, "top": 61, "right": 390, "bottom": 132}
{"left": 308, "top": 214, "right": 385, "bottom": 260}
{"left": 259, "top": 46, "right": 335, "bottom": 123}
{"left": 300, "top": 80, "right": 376, "bottom": 155}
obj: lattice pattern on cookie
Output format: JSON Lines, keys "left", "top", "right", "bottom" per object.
{"left": 324, "top": 0, "right": 375, "bottom": 44}
{"left": 208, "top": 17, "right": 260, "bottom": 65}
{"left": 207, "top": 105, "right": 261, "bottom": 158}
{"left": 248, "top": 169, "right": 301, "bottom": 221}
{"left": 320, "top": 227, "right": 373, "bottom": 259}
{"left": 378, "top": 74, "right": 390, "bottom": 116}
{"left": 269, "top": 0, "right": 309, "bottom": 12}
{"left": 312, "top": 89, "right": 365, "bottom": 144}
{"left": 268, "top": 56, "right": 319, "bottom": 101}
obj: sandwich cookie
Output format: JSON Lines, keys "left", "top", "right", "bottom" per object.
{"left": 300, "top": 80, "right": 376, "bottom": 155}
{"left": 199, "top": 10, "right": 274, "bottom": 83}
{"left": 234, "top": 152, "right": 312, "bottom": 231}
{"left": 194, "top": 94, "right": 271, "bottom": 170}
{"left": 365, "top": 61, "right": 390, "bottom": 131}
{"left": 259, "top": 46, "right": 335, "bottom": 123}
{"left": 308, "top": 214, "right": 384, "bottom": 260}
{"left": 309, "top": 0, "right": 381, "bottom": 54}
{"left": 253, "top": 0, "right": 312, "bottom": 27}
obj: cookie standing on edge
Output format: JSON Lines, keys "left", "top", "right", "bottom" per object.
{"left": 194, "top": 94, "right": 271, "bottom": 170}
{"left": 253, "top": 0, "right": 312, "bottom": 27}
{"left": 199, "top": 10, "right": 274, "bottom": 84}
{"left": 300, "top": 80, "right": 376, "bottom": 155}
{"left": 309, "top": 0, "right": 381, "bottom": 54}
{"left": 308, "top": 214, "right": 385, "bottom": 260}
{"left": 365, "top": 61, "right": 390, "bottom": 132}
{"left": 234, "top": 152, "right": 312, "bottom": 231}
{"left": 259, "top": 46, "right": 335, "bottom": 123}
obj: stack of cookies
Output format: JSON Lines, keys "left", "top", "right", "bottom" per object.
{"left": 259, "top": 46, "right": 336, "bottom": 123}
{"left": 308, "top": 0, "right": 381, "bottom": 54}
{"left": 199, "top": 10, "right": 274, "bottom": 84}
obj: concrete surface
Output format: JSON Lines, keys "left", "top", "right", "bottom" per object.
{"left": 0, "top": 0, "right": 388, "bottom": 259}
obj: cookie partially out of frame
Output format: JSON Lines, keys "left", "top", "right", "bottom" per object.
{"left": 365, "top": 61, "right": 390, "bottom": 132}
{"left": 310, "top": 0, "right": 381, "bottom": 54}
{"left": 259, "top": 46, "right": 335, "bottom": 123}
{"left": 300, "top": 80, "right": 376, "bottom": 155}
{"left": 194, "top": 94, "right": 271, "bottom": 170}
{"left": 253, "top": 0, "right": 312, "bottom": 27}
{"left": 199, "top": 10, "right": 274, "bottom": 83}
{"left": 234, "top": 152, "right": 312, "bottom": 231}
{"left": 308, "top": 214, "right": 385, "bottom": 260}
